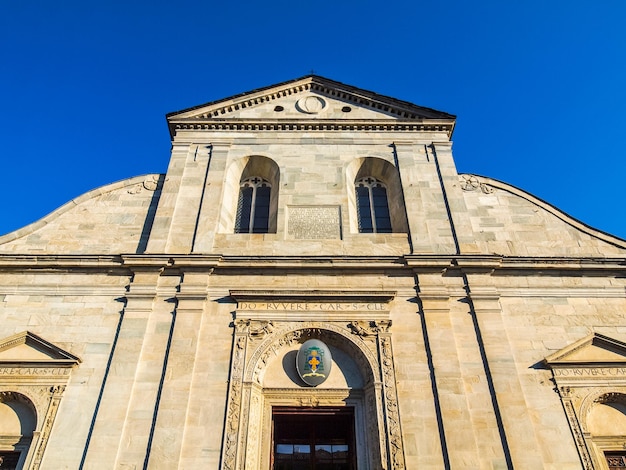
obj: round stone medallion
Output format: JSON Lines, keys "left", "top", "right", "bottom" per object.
{"left": 295, "top": 95, "right": 326, "bottom": 114}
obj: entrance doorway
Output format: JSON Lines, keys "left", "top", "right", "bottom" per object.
{"left": 272, "top": 407, "right": 356, "bottom": 470}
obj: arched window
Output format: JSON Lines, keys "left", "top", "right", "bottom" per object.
{"left": 355, "top": 177, "right": 392, "bottom": 233}
{"left": 235, "top": 177, "right": 271, "bottom": 233}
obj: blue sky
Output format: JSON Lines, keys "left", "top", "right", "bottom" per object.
{"left": 2, "top": 1, "right": 625, "bottom": 239}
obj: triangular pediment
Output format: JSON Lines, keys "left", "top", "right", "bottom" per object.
{"left": 0, "top": 331, "right": 80, "bottom": 366}
{"left": 544, "top": 333, "right": 626, "bottom": 367}
{"left": 167, "top": 75, "right": 455, "bottom": 137}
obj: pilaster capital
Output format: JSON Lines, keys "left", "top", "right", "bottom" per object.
{"left": 209, "top": 140, "right": 233, "bottom": 149}
{"left": 431, "top": 141, "right": 453, "bottom": 150}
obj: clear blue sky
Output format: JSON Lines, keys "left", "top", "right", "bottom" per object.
{"left": 2, "top": 1, "right": 625, "bottom": 240}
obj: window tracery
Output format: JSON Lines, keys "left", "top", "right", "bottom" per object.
{"left": 355, "top": 177, "right": 392, "bottom": 233}
{"left": 235, "top": 177, "right": 271, "bottom": 234}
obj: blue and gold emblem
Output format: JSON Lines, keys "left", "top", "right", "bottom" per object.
{"left": 296, "top": 339, "right": 332, "bottom": 386}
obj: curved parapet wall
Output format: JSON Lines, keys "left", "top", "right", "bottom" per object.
{"left": 459, "top": 174, "right": 626, "bottom": 256}
{"left": 0, "top": 174, "right": 164, "bottom": 255}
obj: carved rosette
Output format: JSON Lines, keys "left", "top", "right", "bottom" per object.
{"left": 127, "top": 175, "right": 163, "bottom": 194}
{"left": 459, "top": 174, "right": 494, "bottom": 194}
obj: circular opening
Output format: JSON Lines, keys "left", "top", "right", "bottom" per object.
{"left": 274, "top": 105, "right": 284, "bottom": 112}
{"left": 341, "top": 106, "right": 352, "bottom": 113}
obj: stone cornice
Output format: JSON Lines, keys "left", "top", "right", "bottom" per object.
{"left": 230, "top": 289, "right": 395, "bottom": 303}
{"left": 169, "top": 119, "right": 454, "bottom": 136}
{"left": 0, "top": 254, "right": 624, "bottom": 275}
{"left": 167, "top": 75, "right": 455, "bottom": 120}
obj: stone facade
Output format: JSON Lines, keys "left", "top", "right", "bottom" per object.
{"left": 0, "top": 75, "right": 625, "bottom": 469}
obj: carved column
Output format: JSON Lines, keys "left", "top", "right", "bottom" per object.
{"left": 348, "top": 319, "right": 402, "bottom": 470}
{"left": 221, "top": 327, "right": 248, "bottom": 470}
{"left": 557, "top": 387, "right": 594, "bottom": 470}
{"left": 378, "top": 331, "right": 406, "bottom": 469}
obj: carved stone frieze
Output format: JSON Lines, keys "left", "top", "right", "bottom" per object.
{"left": 298, "top": 396, "right": 320, "bottom": 407}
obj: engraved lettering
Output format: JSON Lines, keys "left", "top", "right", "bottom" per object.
{"left": 237, "top": 301, "right": 388, "bottom": 312}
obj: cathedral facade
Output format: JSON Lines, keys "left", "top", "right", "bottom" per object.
{"left": 1, "top": 76, "right": 625, "bottom": 469}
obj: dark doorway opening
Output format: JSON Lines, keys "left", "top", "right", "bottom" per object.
{"left": 272, "top": 406, "right": 356, "bottom": 470}
{"left": 0, "top": 451, "right": 21, "bottom": 470}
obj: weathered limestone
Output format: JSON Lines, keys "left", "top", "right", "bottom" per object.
{"left": 0, "top": 76, "right": 625, "bottom": 469}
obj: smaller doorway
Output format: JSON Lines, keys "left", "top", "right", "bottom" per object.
{"left": 272, "top": 407, "right": 356, "bottom": 470}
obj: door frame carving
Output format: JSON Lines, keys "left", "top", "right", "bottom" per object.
{"left": 220, "top": 316, "right": 406, "bottom": 470}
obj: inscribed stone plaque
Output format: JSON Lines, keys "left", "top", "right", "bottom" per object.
{"left": 287, "top": 206, "right": 341, "bottom": 239}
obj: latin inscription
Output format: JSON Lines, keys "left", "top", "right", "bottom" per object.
{"left": 238, "top": 302, "right": 386, "bottom": 311}
{"left": 287, "top": 206, "right": 341, "bottom": 240}
{"left": 553, "top": 368, "right": 626, "bottom": 377}
{"left": 0, "top": 367, "right": 71, "bottom": 376}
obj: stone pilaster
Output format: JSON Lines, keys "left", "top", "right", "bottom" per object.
{"left": 465, "top": 273, "right": 544, "bottom": 469}
{"left": 82, "top": 269, "right": 178, "bottom": 469}
{"left": 419, "top": 275, "right": 483, "bottom": 469}
{"left": 146, "top": 271, "right": 211, "bottom": 469}
{"left": 145, "top": 143, "right": 192, "bottom": 253}
{"left": 393, "top": 141, "right": 456, "bottom": 254}
{"left": 192, "top": 141, "right": 231, "bottom": 253}
{"left": 430, "top": 142, "right": 479, "bottom": 254}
